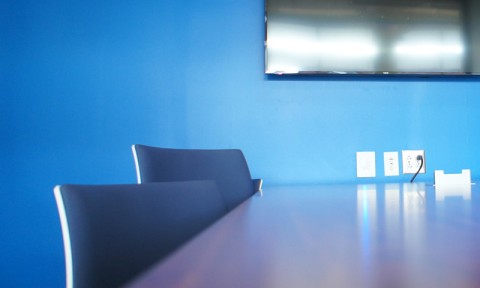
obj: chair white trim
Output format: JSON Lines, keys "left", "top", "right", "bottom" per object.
{"left": 253, "top": 178, "right": 263, "bottom": 193}
{"left": 54, "top": 185, "right": 73, "bottom": 288}
{"left": 131, "top": 145, "right": 142, "bottom": 184}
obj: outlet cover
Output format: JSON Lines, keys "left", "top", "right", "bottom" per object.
{"left": 384, "top": 151, "right": 399, "bottom": 176}
{"left": 357, "top": 151, "right": 376, "bottom": 178}
{"left": 402, "top": 150, "right": 426, "bottom": 174}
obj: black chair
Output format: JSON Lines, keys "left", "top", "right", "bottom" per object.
{"left": 132, "top": 144, "right": 263, "bottom": 211}
{"left": 54, "top": 180, "right": 226, "bottom": 288}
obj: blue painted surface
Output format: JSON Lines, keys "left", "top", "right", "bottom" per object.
{"left": 1, "top": 0, "right": 480, "bottom": 287}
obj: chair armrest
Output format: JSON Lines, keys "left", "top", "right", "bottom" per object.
{"left": 252, "top": 179, "right": 263, "bottom": 193}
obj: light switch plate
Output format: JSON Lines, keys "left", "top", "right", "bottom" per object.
{"left": 356, "top": 151, "right": 376, "bottom": 178}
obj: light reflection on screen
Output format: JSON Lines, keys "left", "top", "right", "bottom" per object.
{"left": 265, "top": 0, "right": 480, "bottom": 75}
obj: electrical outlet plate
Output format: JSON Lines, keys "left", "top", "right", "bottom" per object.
{"left": 402, "top": 150, "right": 426, "bottom": 174}
{"left": 356, "top": 151, "right": 376, "bottom": 178}
{"left": 384, "top": 151, "right": 399, "bottom": 176}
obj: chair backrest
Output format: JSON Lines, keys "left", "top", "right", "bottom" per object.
{"left": 132, "top": 144, "right": 256, "bottom": 211}
{"left": 54, "top": 180, "right": 226, "bottom": 288}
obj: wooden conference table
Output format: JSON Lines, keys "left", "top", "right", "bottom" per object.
{"left": 127, "top": 183, "right": 480, "bottom": 288}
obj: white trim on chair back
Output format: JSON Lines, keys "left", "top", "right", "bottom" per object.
{"left": 131, "top": 145, "right": 142, "bottom": 184}
{"left": 54, "top": 185, "right": 74, "bottom": 288}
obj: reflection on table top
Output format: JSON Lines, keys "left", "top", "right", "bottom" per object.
{"left": 127, "top": 183, "right": 480, "bottom": 288}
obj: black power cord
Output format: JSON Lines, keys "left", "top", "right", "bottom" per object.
{"left": 410, "top": 155, "right": 424, "bottom": 183}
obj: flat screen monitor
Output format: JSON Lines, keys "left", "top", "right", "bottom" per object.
{"left": 265, "top": 0, "right": 480, "bottom": 75}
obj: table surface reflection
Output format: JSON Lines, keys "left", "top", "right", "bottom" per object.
{"left": 127, "top": 183, "right": 480, "bottom": 288}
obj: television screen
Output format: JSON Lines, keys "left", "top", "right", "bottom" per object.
{"left": 265, "top": 0, "right": 480, "bottom": 75}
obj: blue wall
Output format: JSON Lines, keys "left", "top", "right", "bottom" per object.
{"left": 2, "top": 0, "right": 480, "bottom": 286}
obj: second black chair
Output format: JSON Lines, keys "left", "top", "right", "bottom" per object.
{"left": 132, "top": 144, "right": 262, "bottom": 211}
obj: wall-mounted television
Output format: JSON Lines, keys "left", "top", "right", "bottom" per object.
{"left": 265, "top": 0, "right": 480, "bottom": 75}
